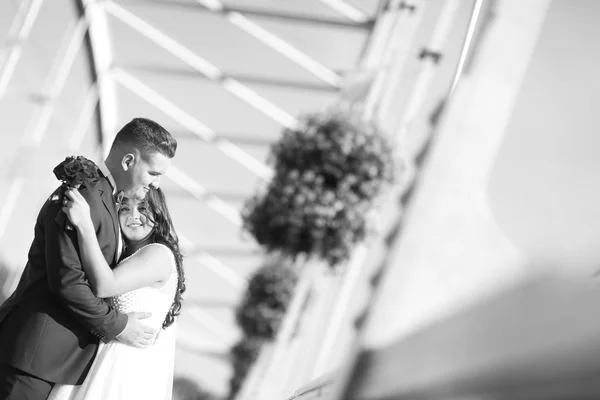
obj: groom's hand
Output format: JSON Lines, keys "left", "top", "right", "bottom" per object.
{"left": 116, "top": 312, "right": 158, "bottom": 348}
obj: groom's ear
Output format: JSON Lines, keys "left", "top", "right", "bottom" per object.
{"left": 121, "top": 153, "right": 135, "bottom": 171}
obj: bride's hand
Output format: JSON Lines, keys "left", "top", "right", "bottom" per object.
{"left": 62, "top": 189, "right": 93, "bottom": 231}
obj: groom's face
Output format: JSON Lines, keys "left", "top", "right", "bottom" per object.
{"left": 122, "top": 150, "right": 171, "bottom": 200}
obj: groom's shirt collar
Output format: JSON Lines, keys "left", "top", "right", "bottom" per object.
{"left": 99, "top": 162, "right": 117, "bottom": 195}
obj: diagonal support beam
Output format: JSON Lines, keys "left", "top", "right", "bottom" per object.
{"left": 104, "top": 1, "right": 298, "bottom": 129}
{"left": 317, "top": 0, "right": 370, "bottom": 23}
{"left": 0, "top": 0, "right": 45, "bottom": 98}
{"left": 68, "top": 84, "right": 99, "bottom": 152}
{"left": 123, "top": 0, "right": 374, "bottom": 29}
{"left": 28, "top": 17, "right": 89, "bottom": 144}
{"left": 186, "top": 302, "right": 237, "bottom": 343}
{"left": 166, "top": 166, "right": 242, "bottom": 227}
{"left": 0, "top": 179, "right": 25, "bottom": 244}
{"left": 164, "top": 168, "right": 250, "bottom": 291}
{"left": 194, "top": 0, "right": 342, "bottom": 87}
{"left": 179, "top": 234, "right": 247, "bottom": 291}
{"left": 0, "top": 18, "right": 88, "bottom": 243}
{"left": 112, "top": 68, "right": 273, "bottom": 180}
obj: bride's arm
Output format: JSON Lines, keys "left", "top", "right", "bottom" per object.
{"left": 63, "top": 189, "right": 172, "bottom": 297}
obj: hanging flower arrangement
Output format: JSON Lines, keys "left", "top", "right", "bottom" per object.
{"left": 235, "top": 259, "right": 299, "bottom": 339}
{"left": 228, "top": 258, "right": 299, "bottom": 399}
{"left": 243, "top": 111, "right": 396, "bottom": 266}
{"left": 228, "top": 337, "right": 264, "bottom": 400}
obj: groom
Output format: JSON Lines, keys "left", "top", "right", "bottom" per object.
{"left": 0, "top": 117, "right": 177, "bottom": 399}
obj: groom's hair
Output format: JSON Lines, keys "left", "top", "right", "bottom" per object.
{"left": 110, "top": 117, "right": 177, "bottom": 160}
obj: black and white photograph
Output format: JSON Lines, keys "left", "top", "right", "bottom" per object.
{"left": 0, "top": 0, "right": 598, "bottom": 399}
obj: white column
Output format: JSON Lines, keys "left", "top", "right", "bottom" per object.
{"left": 361, "top": 0, "right": 551, "bottom": 350}
{"left": 80, "top": 0, "right": 118, "bottom": 158}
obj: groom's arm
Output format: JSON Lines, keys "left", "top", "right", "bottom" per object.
{"left": 44, "top": 188, "right": 127, "bottom": 342}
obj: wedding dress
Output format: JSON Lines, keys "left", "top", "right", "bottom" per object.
{"left": 48, "top": 243, "right": 178, "bottom": 400}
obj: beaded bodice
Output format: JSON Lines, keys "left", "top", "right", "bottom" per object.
{"left": 105, "top": 243, "right": 178, "bottom": 330}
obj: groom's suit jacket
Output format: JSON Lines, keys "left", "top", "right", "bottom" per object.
{"left": 0, "top": 174, "right": 127, "bottom": 385}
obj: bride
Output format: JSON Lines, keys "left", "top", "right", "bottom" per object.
{"left": 48, "top": 187, "right": 186, "bottom": 400}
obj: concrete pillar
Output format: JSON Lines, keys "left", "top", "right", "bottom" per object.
{"left": 361, "top": 0, "right": 551, "bottom": 348}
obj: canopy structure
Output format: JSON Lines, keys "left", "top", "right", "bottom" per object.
{"left": 0, "top": 0, "right": 383, "bottom": 394}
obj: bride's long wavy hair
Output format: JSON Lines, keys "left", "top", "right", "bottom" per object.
{"left": 140, "top": 187, "right": 186, "bottom": 329}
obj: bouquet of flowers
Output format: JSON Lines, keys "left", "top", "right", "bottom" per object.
{"left": 51, "top": 156, "right": 100, "bottom": 229}
{"left": 243, "top": 111, "right": 396, "bottom": 267}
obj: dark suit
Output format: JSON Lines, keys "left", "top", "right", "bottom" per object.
{"left": 0, "top": 174, "right": 127, "bottom": 394}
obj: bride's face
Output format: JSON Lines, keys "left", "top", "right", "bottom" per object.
{"left": 118, "top": 197, "right": 154, "bottom": 242}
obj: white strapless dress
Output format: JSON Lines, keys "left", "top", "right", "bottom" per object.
{"left": 48, "top": 243, "right": 179, "bottom": 400}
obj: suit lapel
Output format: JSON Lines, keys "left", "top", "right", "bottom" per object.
{"left": 99, "top": 186, "right": 120, "bottom": 265}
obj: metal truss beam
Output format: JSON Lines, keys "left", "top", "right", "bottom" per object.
{"left": 121, "top": 0, "right": 374, "bottom": 29}
{"left": 166, "top": 166, "right": 242, "bottom": 227}
{"left": 0, "top": 0, "right": 45, "bottom": 98}
{"left": 112, "top": 68, "right": 273, "bottom": 180}
{"left": 186, "top": 303, "right": 237, "bottom": 344}
{"left": 317, "top": 0, "right": 370, "bottom": 23}
{"left": 121, "top": 64, "right": 341, "bottom": 92}
{"left": 0, "top": 17, "right": 88, "bottom": 243}
{"left": 174, "top": 130, "right": 274, "bottom": 147}
{"left": 29, "top": 17, "right": 89, "bottom": 144}
{"left": 194, "top": 0, "right": 341, "bottom": 87}
{"left": 179, "top": 236, "right": 245, "bottom": 343}
{"left": 104, "top": 2, "right": 297, "bottom": 130}
{"left": 67, "top": 85, "right": 99, "bottom": 152}
{"left": 179, "top": 234, "right": 247, "bottom": 291}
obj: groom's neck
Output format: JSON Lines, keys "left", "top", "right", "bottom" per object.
{"left": 103, "top": 156, "right": 122, "bottom": 191}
